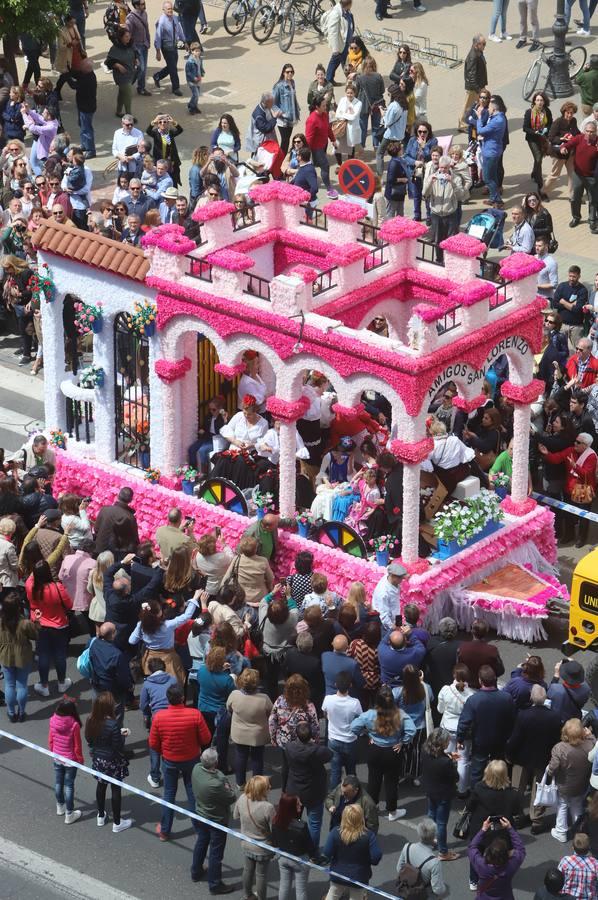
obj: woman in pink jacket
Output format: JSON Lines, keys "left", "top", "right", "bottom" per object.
{"left": 49, "top": 697, "right": 84, "bottom": 824}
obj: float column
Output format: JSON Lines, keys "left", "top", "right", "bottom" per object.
{"left": 265, "top": 396, "right": 311, "bottom": 519}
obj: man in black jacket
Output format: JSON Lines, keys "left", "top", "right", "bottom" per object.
{"left": 425, "top": 617, "right": 461, "bottom": 724}
{"left": 89, "top": 622, "right": 133, "bottom": 726}
{"left": 506, "top": 684, "right": 561, "bottom": 835}
{"left": 285, "top": 722, "right": 332, "bottom": 857}
{"left": 283, "top": 632, "right": 325, "bottom": 713}
{"left": 64, "top": 59, "right": 97, "bottom": 158}
{"left": 457, "top": 665, "right": 516, "bottom": 787}
{"left": 459, "top": 34, "right": 488, "bottom": 131}
{"left": 103, "top": 554, "right": 162, "bottom": 650}
{"left": 94, "top": 488, "right": 140, "bottom": 558}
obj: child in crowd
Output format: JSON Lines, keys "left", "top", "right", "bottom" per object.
{"left": 48, "top": 696, "right": 84, "bottom": 824}
{"left": 140, "top": 656, "right": 177, "bottom": 788}
{"left": 64, "top": 150, "right": 86, "bottom": 194}
{"left": 302, "top": 572, "right": 342, "bottom": 616}
{"left": 185, "top": 42, "right": 205, "bottom": 117}
{"left": 403, "top": 603, "right": 430, "bottom": 646}
{"left": 141, "top": 154, "right": 158, "bottom": 192}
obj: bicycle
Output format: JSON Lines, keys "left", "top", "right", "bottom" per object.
{"left": 223, "top": 0, "right": 258, "bottom": 35}
{"left": 278, "top": 0, "right": 326, "bottom": 51}
{"left": 251, "top": 0, "right": 284, "bottom": 43}
{"left": 522, "top": 41, "right": 587, "bottom": 101}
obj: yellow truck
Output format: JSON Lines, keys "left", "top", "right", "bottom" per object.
{"left": 563, "top": 548, "right": 598, "bottom": 697}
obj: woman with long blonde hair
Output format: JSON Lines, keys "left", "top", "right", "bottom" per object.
{"left": 351, "top": 686, "right": 416, "bottom": 821}
{"left": 162, "top": 544, "right": 200, "bottom": 605}
{"left": 87, "top": 551, "right": 114, "bottom": 632}
{"left": 233, "top": 775, "right": 275, "bottom": 900}
{"left": 323, "top": 804, "right": 382, "bottom": 899}
{"left": 409, "top": 62, "right": 429, "bottom": 118}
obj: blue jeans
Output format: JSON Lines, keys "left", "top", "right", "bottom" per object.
{"left": 566, "top": 0, "right": 591, "bottom": 28}
{"left": 160, "top": 756, "right": 199, "bottom": 835}
{"left": 73, "top": 10, "right": 86, "bottom": 47}
{"left": 135, "top": 44, "right": 148, "bottom": 92}
{"left": 306, "top": 802, "right": 324, "bottom": 854}
{"left": 482, "top": 155, "right": 502, "bottom": 203}
{"left": 192, "top": 823, "right": 228, "bottom": 888}
{"left": 427, "top": 797, "right": 452, "bottom": 854}
{"left": 2, "top": 664, "right": 30, "bottom": 715}
{"left": 54, "top": 762, "right": 77, "bottom": 813}
{"left": 156, "top": 48, "right": 180, "bottom": 91}
{"left": 234, "top": 744, "right": 264, "bottom": 786}
{"left": 29, "top": 141, "right": 42, "bottom": 176}
{"left": 359, "top": 107, "right": 381, "bottom": 149}
{"left": 37, "top": 627, "right": 68, "bottom": 685}
{"left": 490, "top": 0, "right": 510, "bottom": 34}
{"left": 326, "top": 50, "right": 347, "bottom": 83}
{"left": 188, "top": 82, "right": 200, "bottom": 111}
{"left": 328, "top": 738, "right": 357, "bottom": 789}
{"left": 408, "top": 177, "right": 431, "bottom": 221}
{"left": 78, "top": 111, "right": 96, "bottom": 156}
{"left": 189, "top": 436, "right": 213, "bottom": 469}
{"left": 149, "top": 748, "right": 162, "bottom": 783}
{"left": 311, "top": 148, "right": 331, "bottom": 189}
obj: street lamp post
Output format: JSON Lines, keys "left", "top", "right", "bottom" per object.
{"left": 548, "top": 0, "right": 573, "bottom": 97}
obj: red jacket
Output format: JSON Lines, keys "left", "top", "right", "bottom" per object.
{"left": 544, "top": 445, "right": 597, "bottom": 497}
{"left": 565, "top": 353, "right": 598, "bottom": 389}
{"left": 562, "top": 133, "right": 598, "bottom": 177}
{"left": 26, "top": 578, "right": 72, "bottom": 628}
{"left": 149, "top": 704, "right": 211, "bottom": 762}
{"left": 305, "top": 109, "right": 335, "bottom": 151}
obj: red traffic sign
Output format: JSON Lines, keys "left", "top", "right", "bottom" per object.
{"left": 338, "top": 159, "right": 376, "bottom": 199}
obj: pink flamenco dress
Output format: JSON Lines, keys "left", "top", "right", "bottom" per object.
{"left": 345, "top": 479, "right": 381, "bottom": 533}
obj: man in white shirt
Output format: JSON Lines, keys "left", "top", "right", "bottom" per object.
{"left": 581, "top": 102, "right": 598, "bottom": 131}
{"left": 112, "top": 115, "right": 143, "bottom": 174}
{"left": 322, "top": 671, "right": 363, "bottom": 789}
{"left": 371, "top": 562, "right": 407, "bottom": 635}
{"left": 535, "top": 236, "right": 558, "bottom": 301}
{"left": 255, "top": 421, "right": 310, "bottom": 466}
{"left": 504, "top": 206, "right": 535, "bottom": 253}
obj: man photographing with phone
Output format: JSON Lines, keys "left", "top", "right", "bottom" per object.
{"left": 155, "top": 507, "right": 193, "bottom": 560}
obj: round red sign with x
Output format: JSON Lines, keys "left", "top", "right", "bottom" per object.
{"left": 338, "top": 159, "right": 376, "bottom": 198}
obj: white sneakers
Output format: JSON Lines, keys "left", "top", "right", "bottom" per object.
{"left": 577, "top": 27, "right": 591, "bottom": 35}
{"left": 388, "top": 809, "right": 407, "bottom": 822}
{"left": 501, "top": 33, "right": 512, "bottom": 39}
{"left": 551, "top": 828, "right": 568, "bottom": 843}
{"left": 65, "top": 810, "right": 82, "bottom": 825}
{"left": 488, "top": 34, "right": 502, "bottom": 42}
{"left": 56, "top": 803, "right": 66, "bottom": 816}
{"left": 34, "top": 683, "right": 50, "bottom": 697}
{"left": 113, "top": 819, "right": 133, "bottom": 834}
{"left": 97, "top": 814, "right": 107, "bottom": 827}
{"left": 58, "top": 678, "right": 72, "bottom": 693}
{"left": 147, "top": 774, "right": 161, "bottom": 789}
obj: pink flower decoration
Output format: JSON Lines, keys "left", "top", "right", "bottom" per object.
{"left": 500, "top": 379, "right": 544, "bottom": 406}
{"left": 331, "top": 402, "right": 365, "bottom": 420}
{"left": 394, "top": 556, "right": 430, "bottom": 575}
{"left": 214, "top": 362, "right": 246, "bottom": 379}
{"left": 266, "top": 395, "right": 310, "bottom": 422}
{"left": 289, "top": 265, "right": 320, "bottom": 284}
{"left": 500, "top": 495, "right": 537, "bottom": 516}
{"left": 439, "top": 233, "right": 486, "bottom": 258}
{"left": 205, "top": 248, "right": 255, "bottom": 272}
{"left": 499, "top": 253, "right": 545, "bottom": 281}
{"left": 379, "top": 217, "right": 428, "bottom": 243}
{"left": 448, "top": 280, "right": 495, "bottom": 307}
{"left": 452, "top": 393, "right": 487, "bottom": 413}
{"left": 192, "top": 200, "right": 235, "bottom": 223}
{"left": 154, "top": 356, "right": 192, "bottom": 383}
{"left": 328, "top": 243, "right": 370, "bottom": 266}
{"left": 389, "top": 437, "right": 434, "bottom": 464}
{"left": 321, "top": 200, "right": 365, "bottom": 222}
{"left": 249, "top": 182, "right": 309, "bottom": 205}
{"left": 412, "top": 297, "right": 457, "bottom": 323}
{"left": 142, "top": 224, "right": 196, "bottom": 255}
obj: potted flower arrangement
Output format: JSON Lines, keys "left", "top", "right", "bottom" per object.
{"left": 128, "top": 301, "right": 158, "bottom": 337}
{"left": 254, "top": 491, "right": 275, "bottom": 520}
{"left": 27, "top": 264, "right": 56, "bottom": 304}
{"left": 49, "top": 429, "right": 67, "bottom": 450}
{"left": 369, "top": 534, "right": 399, "bottom": 567}
{"left": 294, "top": 510, "right": 314, "bottom": 539}
{"left": 74, "top": 300, "right": 103, "bottom": 335}
{"left": 490, "top": 471, "right": 510, "bottom": 500}
{"left": 176, "top": 465, "right": 198, "bottom": 495}
{"left": 79, "top": 365, "right": 105, "bottom": 388}
{"left": 144, "top": 467, "right": 161, "bottom": 484}
{"left": 432, "top": 490, "right": 504, "bottom": 559}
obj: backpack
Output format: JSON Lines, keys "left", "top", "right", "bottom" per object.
{"left": 76, "top": 637, "right": 96, "bottom": 680}
{"left": 396, "top": 844, "right": 434, "bottom": 900}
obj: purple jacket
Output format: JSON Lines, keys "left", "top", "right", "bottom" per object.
{"left": 22, "top": 110, "right": 58, "bottom": 160}
{"left": 468, "top": 827, "right": 525, "bottom": 900}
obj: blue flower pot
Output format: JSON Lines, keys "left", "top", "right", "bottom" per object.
{"left": 144, "top": 321, "right": 156, "bottom": 337}
{"left": 91, "top": 318, "right": 103, "bottom": 334}
{"left": 297, "top": 521, "right": 310, "bottom": 539}
{"left": 436, "top": 519, "right": 503, "bottom": 559}
{"left": 182, "top": 479, "right": 195, "bottom": 495}
{"left": 256, "top": 508, "right": 265, "bottom": 520}
{"left": 494, "top": 486, "right": 509, "bottom": 500}
{"left": 375, "top": 549, "right": 389, "bottom": 567}
{"left": 95, "top": 371, "right": 105, "bottom": 388}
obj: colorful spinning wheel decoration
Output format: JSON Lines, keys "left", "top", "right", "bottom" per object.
{"left": 198, "top": 477, "right": 248, "bottom": 516}
{"left": 316, "top": 521, "right": 368, "bottom": 558}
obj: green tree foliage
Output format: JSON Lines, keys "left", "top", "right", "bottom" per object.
{"left": 0, "top": 0, "right": 70, "bottom": 42}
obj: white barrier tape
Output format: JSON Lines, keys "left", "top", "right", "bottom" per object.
{"left": 0, "top": 729, "right": 401, "bottom": 900}
{"left": 531, "top": 491, "right": 598, "bottom": 524}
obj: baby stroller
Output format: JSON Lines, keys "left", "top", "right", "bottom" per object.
{"left": 464, "top": 209, "right": 506, "bottom": 279}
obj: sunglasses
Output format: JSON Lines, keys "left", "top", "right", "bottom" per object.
{"left": 285, "top": 69, "right": 294, "bottom": 74}
{"left": 417, "top": 129, "right": 428, "bottom": 134}
{"left": 293, "top": 139, "right": 303, "bottom": 144}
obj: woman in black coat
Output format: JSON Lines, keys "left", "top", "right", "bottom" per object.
{"left": 147, "top": 114, "right": 183, "bottom": 186}
{"left": 523, "top": 191, "right": 553, "bottom": 241}
{"left": 543, "top": 100, "right": 579, "bottom": 198}
{"left": 466, "top": 759, "right": 522, "bottom": 891}
{"left": 523, "top": 91, "right": 553, "bottom": 196}
{"left": 534, "top": 412, "right": 576, "bottom": 537}
{"left": 105, "top": 27, "right": 139, "bottom": 118}
{"left": 462, "top": 408, "right": 503, "bottom": 470}
{"left": 421, "top": 728, "right": 459, "bottom": 860}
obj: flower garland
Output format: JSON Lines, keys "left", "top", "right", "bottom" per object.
{"left": 249, "top": 182, "right": 309, "bottom": 205}
{"left": 191, "top": 200, "right": 236, "bottom": 223}
{"left": 141, "top": 224, "right": 196, "bottom": 255}
{"left": 379, "top": 217, "right": 428, "bottom": 243}
{"left": 500, "top": 495, "right": 537, "bottom": 516}
{"left": 27, "top": 263, "right": 55, "bottom": 303}
{"left": 144, "top": 467, "right": 161, "bottom": 484}
{"left": 205, "top": 248, "right": 255, "bottom": 272}
{"left": 74, "top": 301, "right": 103, "bottom": 335}
{"left": 331, "top": 402, "right": 365, "bottom": 420}
{"left": 452, "top": 393, "right": 487, "bottom": 413}
{"left": 49, "top": 429, "right": 67, "bottom": 449}
{"left": 439, "top": 233, "right": 486, "bottom": 258}
{"left": 499, "top": 253, "right": 545, "bottom": 281}
{"left": 389, "top": 437, "right": 434, "bottom": 464}
{"left": 266, "top": 395, "right": 310, "bottom": 422}
{"left": 322, "top": 200, "right": 365, "bottom": 222}
{"left": 155, "top": 356, "right": 192, "bottom": 383}
{"left": 329, "top": 243, "right": 370, "bottom": 266}
{"left": 500, "top": 379, "right": 544, "bottom": 407}
{"left": 448, "top": 280, "right": 496, "bottom": 307}
{"left": 214, "top": 362, "right": 246, "bottom": 380}
{"left": 128, "top": 300, "right": 157, "bottom": 333}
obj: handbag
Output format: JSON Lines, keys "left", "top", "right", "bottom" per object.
{"left": 424, "top": 682, "right": 434, "bottom": 737}
{"left": 548, "top": 234, "right": 559, "bottom": 254}
{"left": 571, "top": 481, "right": 595, "bottom": 504}
{"left": 77, "top": 637, "right": 96, "bottom": 679}
{"left": 452, "top": 808, "right": 471, "bottom": 840}
{"left": 331, "top": 118, "right": 347, "bottom": 139}
{"left": 535, "top": 767, "right": 558, "bottom": 809}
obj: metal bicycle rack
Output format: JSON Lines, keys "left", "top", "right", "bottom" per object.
{"left": 361, "top": 28, "right": 461, "bottom": 68}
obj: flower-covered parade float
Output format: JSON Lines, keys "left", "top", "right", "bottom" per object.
{"left": 33, "top": 185, "right": 566, "bottom": 640}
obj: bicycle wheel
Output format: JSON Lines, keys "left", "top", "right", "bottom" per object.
{"left": 522, "top": 57, "right": 542, "bottom": 102}
{"left": 223, "top": 0, "right": 248, "bottom": 35}
{"left": 312, "top": 0, "right": 325, "bottom": 35}
{"left": 251, "top": 2, "right": 277, "bottom": 41}
{"left": 567, "top": 44, "right": 587, "bottom": 78}
{"left": 279, "top": 10, "right": 295, "bottom": 51}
